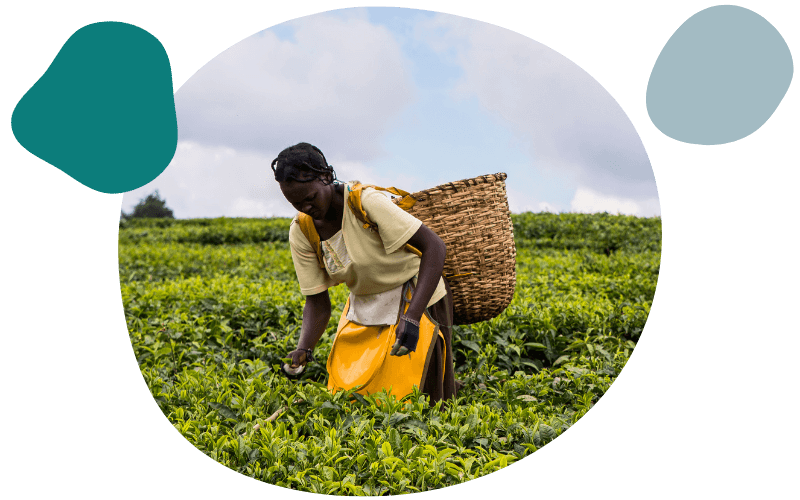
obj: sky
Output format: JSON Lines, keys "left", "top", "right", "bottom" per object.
{"left": 121, "top": 7, "right": 660, "bottom": 218}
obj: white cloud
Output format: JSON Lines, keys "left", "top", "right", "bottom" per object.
{"left": 122, "top": 141, "right": 291, "bottom": 218}
{"left": 174, "top": 11, "right": 415, "bottom": 162}
{"left": 506, "top": 186, "right": 562, "bottom": 214}
{"left": 121, "top": 11, "right": 421, "bottom": 219}
{"left": 570, "top": 187, "right": 648, "bottom": 217}
{"left": 414, "top": 14, "right": 659, "bottom": 203}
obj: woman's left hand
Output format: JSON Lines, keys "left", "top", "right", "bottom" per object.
{"left": 391, "top": 318, "right": 420, "bottom": 356}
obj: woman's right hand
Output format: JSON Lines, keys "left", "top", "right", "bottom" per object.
{"left": 286, "top": 348, "right": 309, "bottom": 368}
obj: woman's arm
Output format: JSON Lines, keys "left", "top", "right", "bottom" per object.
{"left": 391, "top": 223, "right": 446, "bottom": 356}
{"left": 288, "top": 290, "right": 332, "bottom": 367}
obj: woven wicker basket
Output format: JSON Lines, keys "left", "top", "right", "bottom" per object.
{"left": 397, "top": 173, "right": 516, "bottom": 325}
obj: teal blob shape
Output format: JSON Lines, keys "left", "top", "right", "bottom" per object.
{"left": 647, "top": 5, "right": 793, "bottom": 145}
{"left": 11, "top": 22, "right": 177, "bottom": 193}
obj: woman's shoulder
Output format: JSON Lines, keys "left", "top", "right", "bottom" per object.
{"left": 288, "top": 215, "right": 311, "bottom": 249}
{"left": 343, "top": 181, "right": 388, "bottom": 211}
{"left": 358, "top": 184, "right": 394, "bottom": 205}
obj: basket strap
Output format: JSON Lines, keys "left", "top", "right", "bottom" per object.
{"left": 296, "top": 213, "right": 326, "bottom": 269}
{"left": 348, "top": 183, "right": 418, "bottom": 224}
{"left": 368, "top": 184, "right": 418, "bottom": 210}
{"left": 347, "top": 182, "right": 422, "bottom": 258}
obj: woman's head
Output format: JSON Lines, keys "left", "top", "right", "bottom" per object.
{"left": 272, "top": 143, "right": 341, "bottom": 220}
{"left": 271, "top": 143, "right": 337, "bottom": 185}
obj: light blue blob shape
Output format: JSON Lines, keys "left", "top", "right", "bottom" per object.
{"left": 647, "top": 5, "right": 792, "bottom": 145}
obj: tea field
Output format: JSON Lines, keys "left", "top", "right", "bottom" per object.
{"left": 119, "top": 213, "right": 661, "bottom": 495}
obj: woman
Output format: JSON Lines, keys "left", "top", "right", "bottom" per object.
{"left": 272, "top": 142, "right": 457, "bottom": 404}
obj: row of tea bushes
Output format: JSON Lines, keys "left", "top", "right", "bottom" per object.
{"left": 119, "top": 212, "right": 660, "bottom": 492}
{"left": 120, "top": 212, "right": 662, "bottom": 254}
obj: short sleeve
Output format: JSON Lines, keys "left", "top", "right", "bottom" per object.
{"left": 360, "top": 188, "right": 423, "bottom": 254}
{"left": 288, "top": 218, "right": 338, "bottom": 295}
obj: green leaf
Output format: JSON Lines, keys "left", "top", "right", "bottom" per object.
{"left": 519, "top": 358, "right": 541, "bottom": 371}
{"left": 539, "top": 424, "right": 557, "bottom": 443}
{"left": 595, "top": 346, "right": 613, "bottom": 362}
{"left": 553, "top": 355, "right": 570, "bottom": 366}
{"left": 320, "top": 401, "right": 341, "bottom": 411}
{"left": 207, "top": 401, "right": 237, "bottom": 420}
{"left": 524, "top": 342, "right": 547, "bottom": 350}
{"left": 400, "top": 419, "right": 428, "bottom": 433}
{"left": 566, "top": 366, "right": 588, "bottom": 376}
{"left": 600, "top": 365, "right": 617, "bottom": 376}
{"left": 459, "top": 340, "right": 481, "bottom": 353}
{"left": 387, "top": 412, "right": 409, "bottom": 427}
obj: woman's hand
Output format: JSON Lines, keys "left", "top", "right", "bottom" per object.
{"left": 391, "top": 317, "right": 420, "bottom": 356}
{"left": 286, "top": 348, "right": 309, "bottom": 367}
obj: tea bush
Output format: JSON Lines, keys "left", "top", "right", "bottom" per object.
{"left": 120, "top": 213, "right": 660, "bottom": 494}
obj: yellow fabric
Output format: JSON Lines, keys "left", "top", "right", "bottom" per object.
{"left": 288, "top": 181, "right": 447, "bottom": 303}
{"left": 326, "top": 286, "right": 445, "bottom": 399}
{"left": 347, "top": 182, "right": 422, "bottom": 258}
{"left": 296, "top": 213, "right": 325, "bottom": 269}
{"left": 297, "top": 182, "right": 419, "bottom": 271}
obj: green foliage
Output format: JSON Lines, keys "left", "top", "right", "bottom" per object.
{"left": 119, "top": 213, "right": 660, "bottom": 493}
{"left": 512, "top": 212, "right": 662, "bottom": 254}
{"left": 125, "top": 190, "right": 175, "bottom": 219}
{"left": 119, "top": 217, "right": 290, "bottom": 244}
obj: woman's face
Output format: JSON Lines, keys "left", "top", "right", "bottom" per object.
{"left": 279, "top": 175, "right": 334, "bottom": 221}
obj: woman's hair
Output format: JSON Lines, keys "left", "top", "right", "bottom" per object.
{"left": 271, "top": 143, "right": 338, "bottom": 184}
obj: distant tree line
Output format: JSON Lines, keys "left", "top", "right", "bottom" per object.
{"left": 121, "top": 190, "right": 175, "bottom": 219}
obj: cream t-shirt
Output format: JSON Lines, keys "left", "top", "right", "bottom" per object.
{"left": 288, "top": 182, "right": 447, "bottom": 308}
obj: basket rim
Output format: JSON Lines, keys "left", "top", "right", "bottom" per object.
{"left": 408, "top": 172, "right": 507, "bottom": 198}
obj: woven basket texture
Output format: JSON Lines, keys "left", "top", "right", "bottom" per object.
{"left": 396, "top": 173, "right": 516, "bottom": 325}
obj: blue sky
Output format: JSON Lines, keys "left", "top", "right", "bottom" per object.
{"left": 122, "top": 7, "right": 659, "bottom": 218}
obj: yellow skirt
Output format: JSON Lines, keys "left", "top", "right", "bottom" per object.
{"left": 326, "top": 286, "right": 445, "bottom": 400}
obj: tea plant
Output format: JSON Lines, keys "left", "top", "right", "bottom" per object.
{"left": 119, "top": 213, "right": 660, "bottom": 494}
